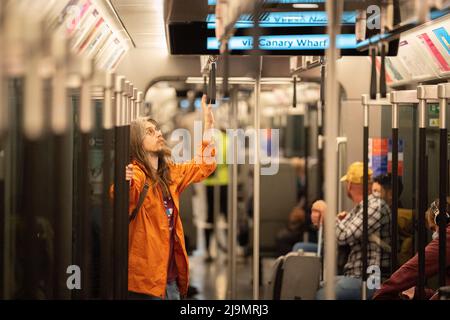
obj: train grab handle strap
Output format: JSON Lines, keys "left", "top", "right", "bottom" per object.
{"left": 129, "top": 177, "right": 150, "bottom": 223}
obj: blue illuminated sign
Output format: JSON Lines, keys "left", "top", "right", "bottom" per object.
{"left": 180, "top": 99, "right": 190, "bottom": 109}
{"left": 179, "top": 98, "right": 204, "bottom": 109}
{"left": 195, "top": 98, "right": 202, "bottom": 109}
{"left": 206, "top": 12, "right": 356, "bottom": 28}
{"left": 433, "top": 27, "right": 450, "bottom": 55}
{"left": 207, "top": 34, "right": 357, "bottom": 50}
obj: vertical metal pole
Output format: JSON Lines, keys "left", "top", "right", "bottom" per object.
{"left": 213, "top": 183, "right": 219, "bottom": 257}
{"left": 380, "top": 43, "right": 387, "bottom": 98}
{"left": 227, "top": 86, "right": 236, "bottom": 299}
{"left": 304, "top": 108, "right": 309, "bottom": 209}
{"left": 2, "top": 3, "right": 26, "bottom": 298}
{"left": 136, "top": 92, "right": 143, "bottom": 119}
{"left": 293, "top": 76, "right": 297, "bottom": 108}
{"left": 132, "top": 88, "right": 138, "bottom": 122}
{"left": 79, "top": 58, "right": 94, "bottom": 300}
{"left": 253, "top": 56, "right": 262, "bottom": 300}
{"left": 391, "top": 102, "right": 399, "bottom": 273}
{"left": 318, "top": 100, "right": 324, "bottom": 200}
{"left": 51, "top": 30, "right": 72, "bottom": 299}
{"left": 437, "top": 84, "right": 448, "bottom": 288}
{"left": 222, "top": 42, "right": 230, "bottom": 99}
{"left": 231, "top": 87, "right": 239, "bottom": 300}
{"left": 337, "top": 137, "right": 348, "bottom": 214}
{"left": 51, "top": 31, "right": 69, "bottom": 136}
{"left": 23, "top": 15, "right": 44, "bottom": 142}
{"left": 362, "top": 96, "right": 369, "bottom": 300}
{"left": 417, "top": 96, "right": 427, "bottom": 300}
{"left": 21, "top": 9, "right": 44, "bottom": 298}
{"left": 317, "top": 58, "right": 325, "bottom": 200}
{"left": 101, "top": 72, "right": 115, "bottom": 299}
{"left": 122, "top": 81, "right": 131, "bottom": 299}
{"left": 0, "top": 1, "right": 4, "bottom": 141}
{"left": 209, "top": 64, "right": 216, "bottom": 105}
{"left": 370, "top": 46, "right": 377, "bottom": 100}
{"left": 113, "top": 76, "right": 125, "bottom": 299}
{"left": 324, "top": 0, "right": 341, "bottom": 300}
{"left": 124, "top": 82, "right": 131, "bottom": 130}
{"left": 80, "top": 58, "right": 94, "bottom": 134}
{"left": 411, "top": 102, "right": 418, "bottom": 257}
{"left": 0, "top": 1, "right": 5, "bottom": 299}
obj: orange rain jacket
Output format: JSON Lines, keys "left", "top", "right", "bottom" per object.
{"left": 128, "top": 141, "right": 216, "bottom": 298}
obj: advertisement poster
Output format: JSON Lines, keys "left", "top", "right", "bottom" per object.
{"left": 71, "top": 7, "right": 100, "bottom": 51}
{"left": 78, "top": 17, "right": 105, "bottom": 54}
{"left": 57, "top": 0, "right": 129, "bottom": 71}
{"left": 85, "top": 23, "right": 112, "bottom": 58}
{"left": 369, "top": 138, "right": 404, "bottom": 177}
{"left": 397, "top": 37, "right": 439, "bottom": 79}
{"left": 433, "top": 27, "right": 450, "bottom": 55}
{"left": 417, "top": 32, "right": 450, "bottom": 73}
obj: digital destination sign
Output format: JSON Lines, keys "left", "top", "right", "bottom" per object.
{"left": 207, "top": 34, "right": 357, "bottom": 50}
{"left": 167, "top": 0, "right": 399, "bottom": 55}
{"left": 206, "top": 12, "right": 357, "bottom": 29}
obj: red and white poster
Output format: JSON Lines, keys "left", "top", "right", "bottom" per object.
{"left": 417, "top": 32, "right": 450, "bottom": 73}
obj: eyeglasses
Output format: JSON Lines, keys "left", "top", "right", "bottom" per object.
{"left": 145, "top": 126, "right": 161, "bottom": 137}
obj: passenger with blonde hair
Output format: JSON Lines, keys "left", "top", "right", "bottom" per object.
{"left": 311, "top": 162, "right": 391, "bottom": 300}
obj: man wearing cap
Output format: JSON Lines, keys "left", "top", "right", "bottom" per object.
{"left": 312, "top": 162, "right": 391, "bottom": 300}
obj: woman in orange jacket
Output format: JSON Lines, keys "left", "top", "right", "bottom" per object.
{"left": 125, "top": 95, "right": 216, "bottom": 300}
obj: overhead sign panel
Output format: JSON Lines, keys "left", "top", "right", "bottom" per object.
{"left": 207, "top": 34, "right": 357, "bottom": 50}
{"left": 168, "top": 0, "right": 399, "bottom": 55}
{"left": 206, "top": 12, "right": 356, "bottom": 29}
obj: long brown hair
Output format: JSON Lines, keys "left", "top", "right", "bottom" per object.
{"left": 130, "top": 118, "right": 173, "bottom": 198}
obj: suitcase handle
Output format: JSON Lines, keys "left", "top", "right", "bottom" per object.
{"left": 317, "top": 225, "right": 323, "bottom": 257}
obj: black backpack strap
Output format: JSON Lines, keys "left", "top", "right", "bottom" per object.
{"left": 129, "top": 177, "right": 150, "bottom": 223}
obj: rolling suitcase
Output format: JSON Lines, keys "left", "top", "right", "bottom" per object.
{"left": 266, "top": 227, "right": 322, "bottom": 300}
{"left": 279, "top": 251, "right": 321, "bottom": 300}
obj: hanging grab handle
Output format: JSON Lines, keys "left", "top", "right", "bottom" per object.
{"left": 320, "top": 60, "right": 325, "bottom": 105}
{"left": 370, "top": 46, "right": 377, "bottom": 100}
{"left": 222, "top": 43, "right": 230, "bottom": 99}
{"left": 208, "top": 62, "right": 216, "bottom": 105}
{"left": 293, "top": 76, "right": 297, "bottom": 108}
{"left": 380, "top": 43, "right": 387, "bottom": 98}
{"left": 203, "top": 75, "right": 208, "bottom": 96}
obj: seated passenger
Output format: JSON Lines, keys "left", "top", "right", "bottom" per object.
{"left": 276, "top": 205, "right": 307, "bottom": 256}
{"left": 291, "top": 201, "right": 323, "bottom": 254}
{"left": 311, "top": 162, "right": 391, "bottom": 300}
{"left": 373, "top": 197, "right": 450, "bottom": 300}
{"left": 276, "top": 157, "right": 311, "bottom": 256}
